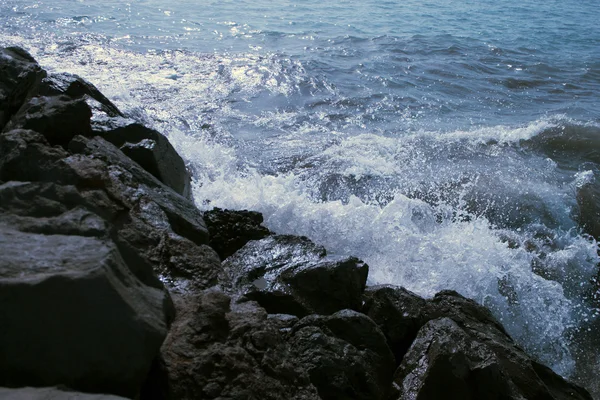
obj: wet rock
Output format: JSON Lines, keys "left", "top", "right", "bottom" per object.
{"left": 427, "top": 292, "right": 592, "bottom": 400}
{"left": 92, "top": 117, "right": 191, "bottom": 198}
{"left": 2, "top": 95, "right": 92, "bottom": 145}
{"left": 38, "top": 72, "right": 123, "bottom": 118}
{"left": 0, "top": 223, "right": 172, "bottom": 398}
{"left": 203, "top": 207, "right": 272, "bottom": 260}
{"left": 221, "top": 235, "right": 368, "bottom": 316}
{"left": 575, "top": 179, "right": 600, "bottom": 240}
{"left": 288, "top": 309, "right": 395, "bottom": 400}
{"left": 159, "top": 289, "right": 320, "bottom": 400}
{"left": 154, "top": 232, "right": 222, "bottom": 292}
{"left": 0, "top": 387, "right": 128, "bottom": 400}
{"left": 0, "top": 129, "right": 69, "bottom": 182}
{"left": 0, "top": 47, "right": 46, "bottom": 130}
{"left": 363, "top": 287, "right": 593, "bottom": 400}
{"left": 362, "top": 285, "right": 429, "bottom": 365}
{"left": 68, "top": 135, "right": 207, "bottom": 245}
{"left": 393, "top": 317, "right": 514, "bottom": 400}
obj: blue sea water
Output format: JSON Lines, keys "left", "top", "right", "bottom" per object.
{"left": 1, "top": 0, "right": 600, "bottom": 395}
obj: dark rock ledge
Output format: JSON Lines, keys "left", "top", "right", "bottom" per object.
{"left": 0, "top": 46, "right": 593, "bottom": 399}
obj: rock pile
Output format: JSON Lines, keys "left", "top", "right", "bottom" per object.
{"left": 0, "top": 46, "right": 593, "bottom": 399}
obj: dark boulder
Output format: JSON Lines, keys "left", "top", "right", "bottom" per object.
{"left": 154, "top": 232, "right": 222, "bottom": 292}
{"left": 2, "top": 95, "right": 92, "bottom": 145}
{"left": 362, "top": 285, "right": 430, "bottom": 365}
{"left": 0, "top": 223, "right": 173, "bottom": 398}
{"left": 220, "top": 235, "right": 368, "bottom": 316}
{"left": 393, "top": 317, "right": 515, "bottom": 400}
{"left": 92, "top": 117, "right": 191, "bottom": 198}
{"left": 0, "top": 387, "right": 129, "bottom": 400}
{"left": 38, "top": 72, "right": 123, "bottom": 118}
{"left": 0, "top": 47, "right": 46, "bottom": 130}
{"left": 158, "top": 289, "right": 320, "bottom": 400}
{"left": 288, "top": 309, "right": 395, "bottom": 400}
{"left": 203, "top": 207, "right": 272, "bottom": 260}
{"left": 363, "top": 286, "right": 593, "bottom": 400}
{"left": 0, "top": 129, "right": 69, "bottom": 183}
{"left": 68, "top": 135, "right": 207, "bottom": 245}
{"left": 426, "top": 291, "right": 592, "bottom": 400}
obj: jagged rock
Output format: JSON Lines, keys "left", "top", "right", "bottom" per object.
{"left": 221, "top": 235, "right": 368, "bottom": 316}
{"left": 38, "top": 72, "right": 123, "bottom": 118}
{"left": 362, "top": 285, "right": 430, "bottom": 365}
{"left": 0, "top": 129, "right": 69, "bottom": 182}
{"left": 427, "top": 291, "right": 592, "bottom": 400}
{"left": 0, "top": 387, "right": 128, "bottom": 400}
{"left": 363, "top": 286, "right": 593, "bottom": 400}
{"left": 203, "top": 207, "right": 272, "bottom": 260}
{"left": 0, "top": 223, "right": 173, "bottom": 398}
{"left": 92, "top": 117, "right": 191, "bottom": 198}
{"left": 0, "top": 47, "right": 46, "bottom": 130}
{"left": 154, "top": 232, "right": 222, "bottom": 292}
{"left": 2, "top": 95, "right": 92, "bottom": 145}
{"left": 158, "top": 288, "right": 320, "bottom": 400}
{"left": 68, "top": 135, "right": 207, "bottom": 245}
{"left": 288, "top": 309, "right": 395, "bottom": 400}
{"left": 393, "top": 317, "right": 515, "bottom": 400}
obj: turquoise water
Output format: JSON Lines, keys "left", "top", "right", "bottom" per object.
{"left": 1, "top": 0, "right": 600, "bottom": 396}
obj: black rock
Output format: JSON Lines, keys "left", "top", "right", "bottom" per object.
{"left": 362, "top": 285, "right": 429, "bottom": 365}
{"left": 0, "top": 222, "right": 173, "bottom": 398}
{"left": 158, "top": 289, "right": 320, "bottom": 400}
{"left": 203, "top": 207, "right": 272, "bottom": 260}
{"left": 38, "top": 72, "right": 123, "bottom": 118}
{"left": 393, "top": 317, "right": 514, "bottom": 400}
{"left": 288, "top": 309, "right": 395, "bottom": 400}
{"left": 2, "top": 95, "right": 92, "bottom": 145}
{"left": 0, "top": 47, "right": 47, "bottom": 130}
{"left": 92, "top": 117, "right": 191, "bottom": 198}
{"left": 221, "top": 235, "right": 368, "bottom": 316}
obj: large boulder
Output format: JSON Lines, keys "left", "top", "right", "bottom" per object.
{"left": 0, "top": 387, "right": 128, "bottom": 400}
{"left": 2, "top": 95, "right": 93, "bottom": 145}
{"left": 363, "top": 286, "right": 593, "bottom": 400}
{"left": 92, "top": 117, "right": 191, "bottom": 198}
{"left": 393, "top": 317, "right": 515, "bottom": 400}
{"left": 157, "top": 288, "right": 320, "bottom": 400}
{"left": 220, "top": 235, "right": 368, "bottom": 316}
{"left": 203, "top": 207, "right": 272, "bottom": 260}
{"left": 362, "top": 285, "right": 430, "bottom": 365}
{"left": 37, "top": 72, "right": 123, "bottom": 118}
{"left": 288, "top": 310, "right": 395, "bottom": 400}
{"left": 0, "top": 223, "right": 173, "bottom": 398}
{"left": 0, "top": 47, "right": 46, "bottom": 130}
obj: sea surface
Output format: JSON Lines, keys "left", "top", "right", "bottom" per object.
{"left": 1, "top": 0, "right": 599, "bottom": 396}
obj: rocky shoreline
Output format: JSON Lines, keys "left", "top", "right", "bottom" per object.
{"left": 0, "top": 46, "right": 593, "bottom": 399}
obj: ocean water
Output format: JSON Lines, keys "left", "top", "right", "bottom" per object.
{"left": 1, "top": 0, "right": 599, "bottom": 395}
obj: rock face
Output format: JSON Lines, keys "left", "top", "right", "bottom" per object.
{"left": 0, "top": 46, "right": 594, "bottom": 400}
{"left": 203, "top": 207, "right": 272, "bottom": 260}
{"left": 221, "top": 235, "right": 369, "bottom": 316}
{"left": 363, "top": 286, "right": 593, "bottom": 400}
{"left": 0, "top": 223, "right": 171, "bottom": 396}
{"left": 0, "top": 47, "right": 46, "bottom": 130}
{"left": 158, "top": 289, "right": 320, "bottom": 400}
{"left": 288, "top": 310, "right": 395, "bottom": 400}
